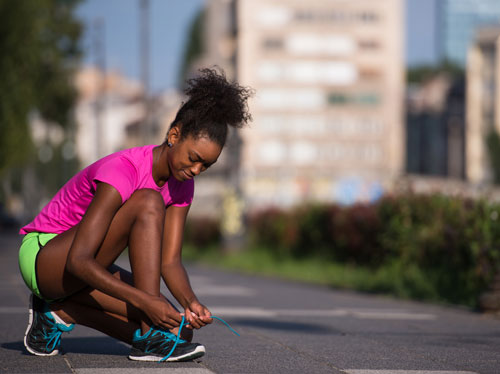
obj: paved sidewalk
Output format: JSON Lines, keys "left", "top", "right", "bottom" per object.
{"left": 1, "top": 231, "right": 499, "bottom": 373}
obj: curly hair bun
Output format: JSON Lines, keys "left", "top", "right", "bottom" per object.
{"left": 170, "top": 67, "right": 253, "bottom": 147}
{"left": 185, "top": 68, "right": 253, "bottom": 129}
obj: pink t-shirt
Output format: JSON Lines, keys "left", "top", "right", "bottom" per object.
{"left": 20, "top": 145, "right": 194, "bottom": 234}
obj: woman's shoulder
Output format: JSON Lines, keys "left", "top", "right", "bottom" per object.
{"left": 95, "top": 145, "right": 153, "bottom": 170}
{"left": 85, "top": 146, "right": 153, "bottom": 182}
{"left": 112, "top": 145, "right": 154, "bottom": 162}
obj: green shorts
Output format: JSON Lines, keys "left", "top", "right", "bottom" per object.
{"left": 18, "top": 232, "right": 58, "bottom": 301}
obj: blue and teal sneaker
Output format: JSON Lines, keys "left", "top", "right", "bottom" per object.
{"left": 128, "top": 326, "right": 205, "bottom": 362}
{"left": 24, "top": 294, "right": 74, "bottom": 356}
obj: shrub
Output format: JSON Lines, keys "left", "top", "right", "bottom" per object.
{"left": 246, "top": 207, "right": 295, "bottom": 256}
{"left": 184, "top": 216, "right": 221, "bottom": 248}
{"left": 328, "top": 203, "right": 384, "bottom": 266}
{"left": 245, "top": 193, "right": 500, "bottom": 307}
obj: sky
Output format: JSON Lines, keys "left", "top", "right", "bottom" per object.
{"left": 406, "top": 0, "right": 438, "bottom": 66}
{"left": 76, "top": 0, "right": 205, "bottom": 94}
{"left": 76, "top": 0, "right": 437, "bottom": 94}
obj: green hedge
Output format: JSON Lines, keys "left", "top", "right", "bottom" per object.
{"left": 184, "top": 194, "right": 500, "bottom": 308}
{"left": 246, "top": 194, "right": 500, "bottom": 307}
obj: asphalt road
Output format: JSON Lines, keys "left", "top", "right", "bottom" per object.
{"left": 0, "top": 231, "right": 499, "bottom": 374}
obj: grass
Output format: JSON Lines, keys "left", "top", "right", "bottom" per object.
{"left": 182, "top": 244, "right": 447, "bottom": 305}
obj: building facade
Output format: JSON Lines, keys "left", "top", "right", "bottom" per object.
{"left": 237, "top": 0, "right": 405, "bottom": 209}
{"left": 74, "top": 67, "right": 145, "bottom": 167}
{"left": 74, "top": 67, "right": 182, "bottom": 169}
{"left": 466, "top": 27, "right": 500, "bottom": 184}
{"left": 406, "top": 74, "right": 465, "bottom": 179}
{"left": 438, "top": 0, "right": 500, "bottom": 67}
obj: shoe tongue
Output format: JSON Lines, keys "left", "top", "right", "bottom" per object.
{"left": 56, "top": 322, "right": 74, "bottom": 332}
{"left": 164, "top": 331, "right": 185, "bottom": 343}
{"left": 43, "top": 310, "right": 56, "bottom": 322}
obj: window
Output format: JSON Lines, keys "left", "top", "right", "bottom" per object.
{"left": 262, "top": 38, "right": 284, "bottom": 50}
{"left": 358, "top": 40, "right": 380, "bottom": 50}
{"left": 257, "top": 61, "right": 358, "bottom": 86}
{"left": 327, "top": 92, "right": 380, "bottom": 106}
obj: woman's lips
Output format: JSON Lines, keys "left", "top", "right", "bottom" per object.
{"left": 182, "top": 170, "right": 193, "bottom": 180}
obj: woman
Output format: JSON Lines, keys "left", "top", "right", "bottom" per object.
{"left": 18, "top": 68, "right": 252, "bottom": 362}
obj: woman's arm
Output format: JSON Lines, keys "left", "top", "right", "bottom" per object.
{"left": 65, "top": 182, "right": 181, "bottom": 329}
{"left": 161, "top": 204, "right": 212, "bottom": 328}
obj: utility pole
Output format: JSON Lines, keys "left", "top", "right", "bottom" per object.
{"left": 93, "top": 17, "right": 106, "bottom": 159}
{"left": 140, "top": 0, "right": 151, "bottom": 145}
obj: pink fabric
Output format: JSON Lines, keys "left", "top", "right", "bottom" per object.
{"left": 20, "top": 145, "right": 194, "bottom": 234}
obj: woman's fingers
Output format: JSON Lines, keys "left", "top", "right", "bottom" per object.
{"left": 188, "top": 317, "right": 202, "bottom": 329}
{"left": 185, "top": 305, "right": 213, "bottom": 328}
{"left": 201, "top": 315, "right": 213, "bottom": 324}
{"left": 160, "top": 322, "right": 175, "bottom": 330}
{"left": 186, "top": 311, "right": 204, "bottom": 329}
{"left": 164, "top": 313, "right": 183, "bottom": 328}
{"left": 158, "top": 315, "right": 182, "bottom": 330}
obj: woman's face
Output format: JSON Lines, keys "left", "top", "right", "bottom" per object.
{"left": 168, "top": 134, "right": 222, "bottom": 182}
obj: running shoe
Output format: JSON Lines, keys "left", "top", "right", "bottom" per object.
{"left": 128, "top": 326, "right": 205, "bottom": 362}
{"left": 24, "top": 294, "right": 74, "bottom": 356}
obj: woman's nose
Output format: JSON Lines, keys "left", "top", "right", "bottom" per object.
{"left": 191, "top": 163, "right": 203, "bottom": 175}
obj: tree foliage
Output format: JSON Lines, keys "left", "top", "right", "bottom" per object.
{"left": 486, "top": 129, "right": 500, "bottom": 184}
{"left": 178, "top": 8, "right": 205, "bottom": 87}
{"left": 244, "top": 196, "right": 500, "bottom": 307}
{"left": 0, "top": 0, "right": 82, "bottom": 176}
{"left": 407, "top": 59, "right": 464, "bottom": 84}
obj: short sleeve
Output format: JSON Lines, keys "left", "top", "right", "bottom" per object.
{"left": 92, "top": 157, "right": 138, "bottom": 204}
{"left": 170, "top": 179, "right": 194, "bottom": 207}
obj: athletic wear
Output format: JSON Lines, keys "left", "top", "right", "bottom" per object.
{"left": 24, "top": 294, "right": 74, "bottom": 356}
{"left": 20, "top": 145, "right": 194, "bottom": 234}
{"left": 18, "top": 232, "right": 58, "bottom": 300}
{"left": 128, "top": 326, "right": 205, "bottom": 362}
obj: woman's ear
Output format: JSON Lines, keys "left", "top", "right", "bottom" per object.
{"left": 168, "top": 125, "right": 181, "bottom": 146}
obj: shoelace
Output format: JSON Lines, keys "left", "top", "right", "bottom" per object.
{"left": 42, "top": 313, "right": 74, "bottom": 352}
{"left": 45, "top": 327, "right": 64, "bottom": 352}
{"left": 159, "top": 315, "right": 239, "bottom": 362}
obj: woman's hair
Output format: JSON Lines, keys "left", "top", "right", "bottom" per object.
{"left": 167, "top": 68, "right": 253, "bottom": 147}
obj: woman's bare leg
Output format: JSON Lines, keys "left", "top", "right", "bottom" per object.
{"left": 35, "top": 189, "right": 175, "bottom": 340}
{"left": 50, "top": 299, "right": 138, "bottom": 344}
{"left": 50, "top": 265, "right": 193, "bottom": 343}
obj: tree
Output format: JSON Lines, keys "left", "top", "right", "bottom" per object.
{"left": 178, "top": 8, "right": 205, "bottom": 87}
{"left": 407, "top": 59, "right": 464, "bottom": 84}
{"left": 0, "top": 0, "right": 82, "bottom": 177}
{"left": 486, "top": 129, "right": 500, "bottom": 185}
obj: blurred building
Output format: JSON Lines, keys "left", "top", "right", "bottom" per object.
{"left": 406, "top": 74, "right": 465, "bottom": 179}
{"left": 183, "top": 0, "right": 243, "bottom": 220}
{"left": 74, "top": 67, "right": 181, "bottom": 168}
{"left": 438, "top": 0, "right": 500, "bottom": 67}
{"left": 123, "top": 89, "right": 184, "bottom": 150}
{"left": 236, "top": 0, "right": 405, "bottom": 209}
{"left": 193, "top": 0, "right": 237, "bottom": 80}
{"left": 74, "top": 67, "right": 145, "bottom": 167}
{"left": 466, "top": 27, "right": 500, "bottom": 184}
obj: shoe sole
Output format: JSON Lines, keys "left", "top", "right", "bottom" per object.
{"left": 24, "top": 294, "right": 59, "bottom": 357}
{"left": 128, "top": 345, "right": 205, "bottom": 362}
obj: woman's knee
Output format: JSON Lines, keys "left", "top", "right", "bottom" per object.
{"left": 128, "top": 189, "right": 165, "bottom": 221}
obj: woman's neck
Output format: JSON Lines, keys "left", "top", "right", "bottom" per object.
{"left": 152, "top": 144, "right": 170, "bottom": 187}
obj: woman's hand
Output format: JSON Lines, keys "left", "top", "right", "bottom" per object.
{"left": 143, "top": 295, "right": 183, "bottom": 330}
{"left": 184, "top": 300, "right": 213, "bottom": 329}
